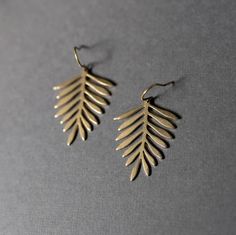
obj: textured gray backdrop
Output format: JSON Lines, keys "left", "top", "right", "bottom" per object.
{"left": 0, "top": 0, "right": 235, "bottom": 234}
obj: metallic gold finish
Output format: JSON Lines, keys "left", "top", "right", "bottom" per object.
{"left": 53, "top": 47, "right": 114, "bottom": 145}
{"left": 114, "top": 82, "right": 180, "bottom": 181}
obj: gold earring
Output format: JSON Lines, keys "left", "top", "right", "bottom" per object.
{"left": 114, "top": 82, "right": 180, "bottom": 181}
{"left": 53, "top": 47, "right": 114, "bottom": 145}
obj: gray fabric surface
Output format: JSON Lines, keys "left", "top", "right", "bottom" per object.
{"left": 0, "top": 0, "right": 235, "bottom": 234}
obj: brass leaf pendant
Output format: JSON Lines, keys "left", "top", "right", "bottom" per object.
{"left": 114, "top": 96, "right": 180, "bottom": 181}
{"left": 53, "top": 67, "right": 114, "bottom": 145}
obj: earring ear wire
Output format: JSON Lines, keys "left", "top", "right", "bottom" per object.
{"left": 73, "top": 46, "right": 86, "bottom": 69}
{"left": 141, "top": 81, "right": 175, "bottom": 101}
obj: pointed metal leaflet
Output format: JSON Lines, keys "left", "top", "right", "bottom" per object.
{"left": 53, "top": 76, "right": 80, "bottom": 90}
{"left": 114, "top": 106, "right": 143, "bottom": 121}
{"left": 149, "top": 104, "right": 178, "bottom": 120}
{"left": 67, "top": 125, "right": 78, "bottom": 146}
{"left": 130, "top": 159, "right": 141, "bottom": 181}
{"left": 86, "top": 73, "right": 113, "bottom": 87}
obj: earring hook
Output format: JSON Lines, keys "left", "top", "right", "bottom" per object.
{"left": 141, "top": 81, "right": 175, "bottom": 101}
{"left": 73, "top": 46, "right": 86, "bottom": 68}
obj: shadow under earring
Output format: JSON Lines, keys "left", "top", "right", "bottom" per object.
{"left": 114, "top": 82, "right": 180, "bottom": 181}
{"left": 53, "top": 47, "right": 114, "bottom": 145}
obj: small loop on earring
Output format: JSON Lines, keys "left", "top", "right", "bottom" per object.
{"left": 141, "top": 81, "right": 175, "bottom": 101}
{"left": 74, "top": 46, "right": 86, "bottom": 68}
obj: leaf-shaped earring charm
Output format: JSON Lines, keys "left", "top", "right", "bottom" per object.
{"left": 53, "top": 47, "right": 114, "bottom": 145}
{"left": 114, "top": 82, "right": 180, "bottom": 181}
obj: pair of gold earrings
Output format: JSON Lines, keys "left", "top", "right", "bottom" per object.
{"left": 53, "top": 47, "right": 180, "bottom": 181}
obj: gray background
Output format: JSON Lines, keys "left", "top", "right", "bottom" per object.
{"left": 0, "top": 0, "right": 235, "bottom": 234}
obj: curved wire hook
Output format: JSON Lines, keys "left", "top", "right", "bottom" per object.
{"left": 73, "top": 46, "right": 86, "bottom": 68}
{"left": 141, "top": 81, "right": 175, "bottom": 101}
